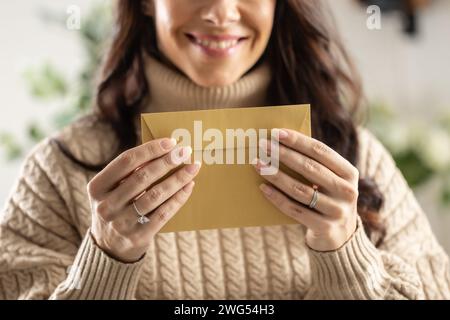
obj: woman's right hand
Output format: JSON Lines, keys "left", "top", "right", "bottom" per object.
{"left": 87, "top": 137, "right": 201, "bottom": 263}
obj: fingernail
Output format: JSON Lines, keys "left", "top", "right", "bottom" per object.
{"left": 172, "top": 146, "right": 192, "bottom": 165}
{"left": 258, "top": 158, "right": 270, "bottom": 167}
{"left": 253, "top": 158, "right": 269, "bottom": 171}
{"left": 259, "top": 184, "right": 273, "bottom": 196}
{"left": 180, "top": 146, "right": 192, "bottom": 161}
{"left": 161, "top": 138, "right": 177, "bottom": 150}
{"left": 273, "top": 128, "right": 288, "bottom": 140}
{"left": 185, "top": 161, "right": 201, "bottom": 174}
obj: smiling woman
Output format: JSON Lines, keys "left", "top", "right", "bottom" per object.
{"left": 1, "top": 0, "right": 450, "bottom": 300}
{"left": 145, "top": 0, "right": 275, "bottom": 86}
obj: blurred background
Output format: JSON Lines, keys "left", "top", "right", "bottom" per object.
{"left": 1, "top": 0, "right": 449, "bottom": 251}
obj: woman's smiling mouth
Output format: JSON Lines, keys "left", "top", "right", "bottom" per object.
{"left": 185, "top": 33, "right": 248, "bottom": 58}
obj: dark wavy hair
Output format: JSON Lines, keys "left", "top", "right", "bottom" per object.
{"left": 55, "top": 0, "right": 385, "bottom": 243}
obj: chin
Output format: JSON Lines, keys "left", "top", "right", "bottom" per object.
{"left": 190, "top": 71, "right": 241, "bottom": 88}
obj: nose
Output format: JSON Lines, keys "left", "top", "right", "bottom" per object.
{"left": 200, "top": 0, "right": 240, "bottom": 27}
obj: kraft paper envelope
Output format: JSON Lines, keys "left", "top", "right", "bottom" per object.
{"left": 141, "top": 104, "right": 311, "bottom": 233}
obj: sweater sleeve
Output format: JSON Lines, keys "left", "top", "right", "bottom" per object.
{"left": 0, "top": 138, "right": 144, "bottom": 299}
{"left": 305, "top": 128, "right": 450, "bottom": 300}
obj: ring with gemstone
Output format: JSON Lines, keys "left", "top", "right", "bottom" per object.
{"left": 133, "top": 201, "right": 150, "bottom": 225}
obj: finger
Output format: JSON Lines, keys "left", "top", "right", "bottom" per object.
{"left": 254, "top": 160, "right": 344, "bottom": 219}
{"left": 273, "top": 128, "right": 359, "bottom": 182}
{"left": 263, "top": 138, "right": 349, "bottom": 198}
{"left": 88, "top": 137, "right": 177, "bottom": 196}
{"left": 104, "top": 181, "right": 196, "bottom": 244}
{"left": 141, "top": 180, "right": 196, "bottom": 236}
{"left": 276, "top": 144, "right": 356, "bottom": 200}
{"left": 258, "top": 183, "right": 330, "bottom": 230}
{"left": 106, "top": 161, "right": 200, "bottom": 224}
{"left": 132, "top": 161, "right": 201, "bottom": 215}
{"left": 108, "top": 146, "right": 193, "bottom": 209}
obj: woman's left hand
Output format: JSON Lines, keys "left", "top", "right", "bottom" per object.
{"left": 254, "top": 128, "right": 359, "bottom": 252}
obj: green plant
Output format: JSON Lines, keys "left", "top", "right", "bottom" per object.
{"left": 0, "top": 2, "right": 112, "bottom": 160}
{"left": 367, "top": 102, "right": 450, "bottom": 207}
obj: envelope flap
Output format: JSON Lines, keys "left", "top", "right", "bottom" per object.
{"left": 141, "top": 104, "right": 311, "bottom": 150}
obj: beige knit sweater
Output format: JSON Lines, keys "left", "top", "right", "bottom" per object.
{"left": 1, "top": 52, "right": 449, "bottom": 300}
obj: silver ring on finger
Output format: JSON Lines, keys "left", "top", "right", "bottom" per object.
{"left": 133, "top": 200, "right": 150, "bottom": 225}
{"left": 308, "top": 185, "right": 319, "bottom": 209}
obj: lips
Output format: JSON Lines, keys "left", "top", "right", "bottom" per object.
{"left": 185, "top": 32, "right": 248, "bottom": 52}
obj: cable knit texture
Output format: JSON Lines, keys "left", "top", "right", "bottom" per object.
{"left": 1, "top": 52, "right": 449, "bottom": 300}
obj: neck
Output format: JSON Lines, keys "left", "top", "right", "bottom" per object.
{"left": 141, "top": 51, "right": 272, "bottom": 113}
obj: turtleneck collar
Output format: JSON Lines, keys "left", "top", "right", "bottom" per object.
{"left": 141, "top": 50, "right": 272, "bottom": 113}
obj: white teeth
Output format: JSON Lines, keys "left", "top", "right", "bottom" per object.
{"left": 194, "top": 38, "right": 238, "bottom": 49}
